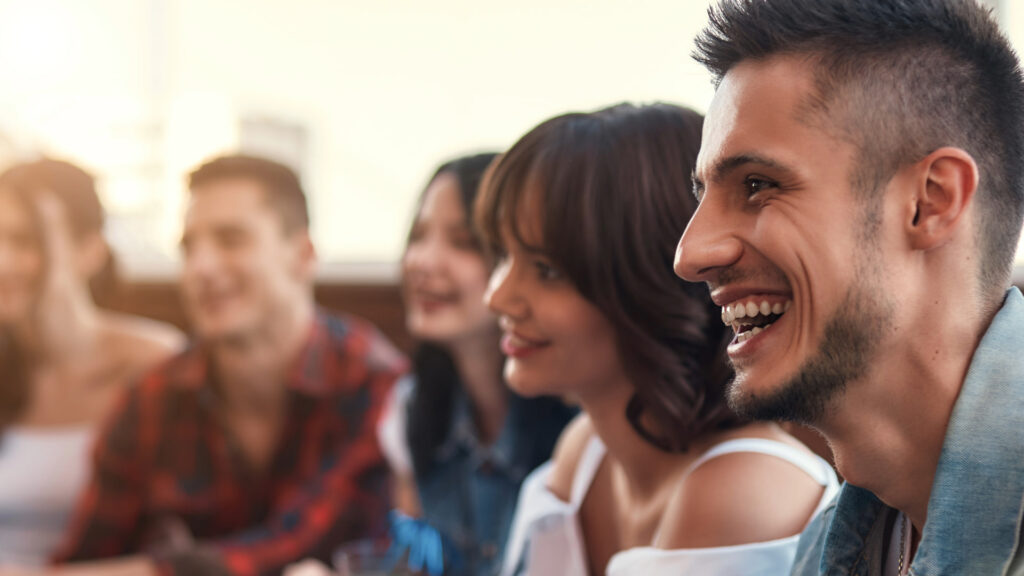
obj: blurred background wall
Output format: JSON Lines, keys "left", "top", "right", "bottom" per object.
{"left": 0, "top": 0, "right": 1020, "bottom": 348}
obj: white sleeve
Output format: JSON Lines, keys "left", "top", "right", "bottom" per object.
{"left": 500, "top": 462, "right": 589, "bottom": 576}
{"left": 377, "top": 375, "right": 415, "bottom": 476}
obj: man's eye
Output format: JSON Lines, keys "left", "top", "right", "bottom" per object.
{"left": 744, "top": 176, "right": 777, "bottom": 197}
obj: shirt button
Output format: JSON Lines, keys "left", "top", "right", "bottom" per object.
{"left": 481, "top": 543, "right": 498, "bottom": 559}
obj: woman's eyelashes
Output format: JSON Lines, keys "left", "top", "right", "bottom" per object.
{"left": 533, "top": 259, "right": 562, "bottom": 282}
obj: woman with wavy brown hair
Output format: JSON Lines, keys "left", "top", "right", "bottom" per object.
{"left": 480, "top": 103, "right": 838, "bottom": 575}
{"left": 0, "top": 159, "right": 183, "bottom": 566}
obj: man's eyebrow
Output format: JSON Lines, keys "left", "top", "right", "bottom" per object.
{"left": 692, "top": 154, "right": 791, "bottom": 202}
{"left": 709, "top": 154, "right": 792, "bottom": 183}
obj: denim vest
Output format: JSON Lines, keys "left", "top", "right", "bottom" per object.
{"left": 412, "top": 391, "right": 574, "bottom": 576}
{"left": 792, "top": 287, "right": 1024, "bottom": 576}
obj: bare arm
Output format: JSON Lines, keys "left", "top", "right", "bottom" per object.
{"left": 392, "top": 472, "right": 422, "bottom": 517}
{"left": 657, "top": 451, "right": 825, "bottom": 549}
{"left": 0, "top": 557, "right": 157, "bottom": 576}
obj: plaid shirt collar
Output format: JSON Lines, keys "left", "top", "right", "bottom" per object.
{"left": 167, "top": 309, "right": 345, "bottom": 399}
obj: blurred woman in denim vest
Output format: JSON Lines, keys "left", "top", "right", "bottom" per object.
{"left": 376, "top": 153, "right": 575, "bottom": 575}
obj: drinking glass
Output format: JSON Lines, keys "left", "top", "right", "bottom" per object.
{"left": 332, "top": 539, "right": 421, "bottom": 576}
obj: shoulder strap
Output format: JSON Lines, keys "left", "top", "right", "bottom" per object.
{"left": 682, "top": 438, "right": 833, "bottom": 485}
{"left": 569, "top": 436, "right": 607, "bottom": 507}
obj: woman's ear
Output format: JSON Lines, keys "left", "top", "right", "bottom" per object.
{"left": 906, "top": 147, "right": 978, "bottom": 251}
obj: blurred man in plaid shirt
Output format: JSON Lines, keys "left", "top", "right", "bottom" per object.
{"left": 31, "top": 155, "right": 405, "bottom": 576}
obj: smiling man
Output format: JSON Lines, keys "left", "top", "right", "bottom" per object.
{"left": 39, "top": 155, "right": 407, "bottom": 576}
{"left": 674, "top": 1, "right": 1024, "bottom": 574}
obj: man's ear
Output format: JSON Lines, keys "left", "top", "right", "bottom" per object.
{"left": 290, "top": 229, "right": 317, "bottom": 281}
{"left": 906, "top": 147, "right": 978, "bottom": 251}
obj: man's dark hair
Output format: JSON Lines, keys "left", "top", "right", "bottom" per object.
{"left": 477, "top": 103, "right": 741, "bottom": 452}
{"left": 188, "top": 154, "right": 309, "bottom": 233}
{"left": 694, "top": 0, "right": 1024, "bottom": 292}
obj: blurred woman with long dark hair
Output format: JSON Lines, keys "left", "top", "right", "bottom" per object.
{"left": 376, "top": 153, "right": 575, "bottom": 576}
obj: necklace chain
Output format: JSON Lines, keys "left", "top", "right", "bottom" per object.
{"left": 897, "top": 513, "right": 909, "bottom": 575}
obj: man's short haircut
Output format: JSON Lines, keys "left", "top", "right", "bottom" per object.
{"left": 188, "top": 154, "right": 310, "bottom": 233}
{"left": 694, "top": 0, "right": 1024, "bottom": 291}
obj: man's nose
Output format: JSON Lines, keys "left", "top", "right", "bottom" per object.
{"left": 182, "top": 238, "right": 220, "bottom": 280}
{"left": 673, "top": 198, "right": 743, "bottom": 284}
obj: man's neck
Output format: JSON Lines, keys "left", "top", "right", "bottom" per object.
{"left": 211, "top": 301, "right": 315, "bottom": 415}
{"left": 816, "top": 288, "right": 1000, "bottom": 532}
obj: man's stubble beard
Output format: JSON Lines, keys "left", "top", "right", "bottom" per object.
{"left": 726, "top": 240, "right": 894, "bottom": 426}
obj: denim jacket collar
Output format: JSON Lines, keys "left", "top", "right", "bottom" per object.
{"left": 912, "top": 287, "right": 1024, "bottom": 574}
{"left": 434, "top": 390, "right": 529, "bottom": 481}
{"left": 815, "top": 287, "right": 1024, "bottom": 575}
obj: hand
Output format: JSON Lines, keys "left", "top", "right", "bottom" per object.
{"left": 141, "top": 515, "right": 195, "bottom": 555}
{"left": 283, "top": 560, "right": 335, "bottom": 576}
{"left": 29, "top": 190, "right": 98, "bottom": 356}
{"left": 0, "top": 567, "right": 50, "bottom": 576}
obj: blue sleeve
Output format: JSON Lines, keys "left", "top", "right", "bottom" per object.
{"left": 789, "top": 499, "right": 836, "bottom": 576}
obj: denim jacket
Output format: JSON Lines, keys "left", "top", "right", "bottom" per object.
{"left": 413, "top": 390, "right": 574, "bottom": 576}
{"left": 792, "top": 287, "right": 1024, "bottom": 576}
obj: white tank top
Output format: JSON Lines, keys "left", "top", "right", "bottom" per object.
{"left": 501, "top": 436, "right": 840, "bottom": 576}
{"left": 0, "top": 426, "right": 95, "bottom": 567}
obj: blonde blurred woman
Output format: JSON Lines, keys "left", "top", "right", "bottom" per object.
{"left": 0, "top": 159, "right": 183, "bottom": 566}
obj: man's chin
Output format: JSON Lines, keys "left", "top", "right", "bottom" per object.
{"left": 726, "top": 370, "right": 835, "bottom": 426}
{"left": 193, "top": 320, "right": 250, "bottom": 345}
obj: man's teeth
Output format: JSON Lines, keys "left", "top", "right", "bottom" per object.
{"left": 720, "top": 298, "right": 793, "bottom": 328}
{"left": 736, "top": 325, "right": 767, "bottom": 343}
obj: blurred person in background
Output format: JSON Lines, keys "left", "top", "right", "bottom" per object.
{"left": 483, "top": 103, "right": 839, "bottom": 576}
{"left": 379, "top": 153, "right": 575, "bottom": 575}
{"left": 286, "top": 154, "right": 575, "bottom": 576}
{"left": 0, "top": 158, "right": 184, "bottom": 567}
{"left": 2, "top": 154, "right": 408, "bottom": 576}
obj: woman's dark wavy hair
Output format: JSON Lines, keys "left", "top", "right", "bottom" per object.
{"left": 476, "top": 103, "right": 741, "bottom": 452}
{"left": 403, "top": 152, "right": 500, "bottom": 474}
{"left": 0, "top": 158, "right": 119, "bottom": 428}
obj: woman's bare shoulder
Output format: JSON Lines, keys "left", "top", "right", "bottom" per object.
{"left": 657, "top": 424, "right": 827, "bottom": 549}
{"left": 545, "top": 412, "right": 597, "bottom": 502}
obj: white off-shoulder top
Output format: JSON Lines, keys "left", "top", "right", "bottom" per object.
{"left": 501, "top": 436, "right": 840, "bottom": 576}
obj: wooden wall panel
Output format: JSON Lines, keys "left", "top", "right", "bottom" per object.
{"left": 110, "top": 278, "right": 1024, "bottom": 474}
{"left": 109, "top": 281, "right": 412, "bottom": 353}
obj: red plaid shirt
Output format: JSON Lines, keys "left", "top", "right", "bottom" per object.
{"left": 54, "top": 311, "right": 407, "bottom": 576}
